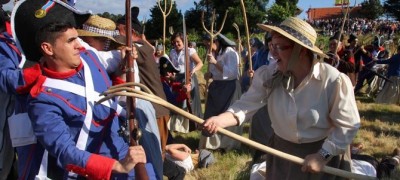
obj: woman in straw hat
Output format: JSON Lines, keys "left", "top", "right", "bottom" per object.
{"left": 202, "top": 17, "right": 360, "bottom": 179}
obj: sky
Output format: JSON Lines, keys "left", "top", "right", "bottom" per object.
{"left": 2, "top": 0, "right": 376, "bottom": 20}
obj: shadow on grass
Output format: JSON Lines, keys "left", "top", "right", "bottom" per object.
{"left": 359, "top": 108, "right": 400, "bottom": 123}
{"left": 356, "top": 95, "right": 375, "bottom": 104}
{"left": 360, "top": 123, "right": 400, "bottom": 137}
{"left": 234, "top": 161, "right": 252, "bottom": 180}
{"left": 172, "top": 132, "right": 201, "bottom": 150}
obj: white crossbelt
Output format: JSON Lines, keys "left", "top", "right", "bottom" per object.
{"left": 36, "top": 59, "right": 124, "bottom": 179}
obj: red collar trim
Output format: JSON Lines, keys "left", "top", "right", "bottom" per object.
{"left": 42, "top": 61, "right": 83, "bottom": 79}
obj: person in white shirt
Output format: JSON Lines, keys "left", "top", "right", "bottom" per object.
{"left": 199, "top": 33, "right": 242, "bottom": 152}
{"left": 168, "top": 32, "right": 204, "bottom": 133}
{"left": 201, "top": 17, "right": 360, "bottom": 179}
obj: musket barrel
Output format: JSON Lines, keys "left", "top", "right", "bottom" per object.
{"left": 125, "top": 0, "right": 148, "bottom": 179}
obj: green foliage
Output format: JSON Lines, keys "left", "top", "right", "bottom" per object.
{"left": 97, "top": 12, "right": 123, "bottom": 22}
{"left": 384, "top": 0, "right": 400, "bottom": 21}
{"left": 186, "top": 0, "right": 269, "bottom": 36}
{"left": 360, "top": 0, "right": 384, "bottom": 20}
{"left": 184, "top": 2, "right": 203, "bottom": 34}
{"left": 266, "top": 3, "right": 292, "bottom": 24}
{"left": 275, "top": 0, "right": 299, "bottom": 16}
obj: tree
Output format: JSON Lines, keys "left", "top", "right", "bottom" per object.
{"left": 97, "top": 12, "right": 123, "bottom": 22}
{"left": 184, "top": 2, "right": 203, "bottom": 35}
{"left": 184, "top": 0, "right": 268, "bottom": 36}
{"left": 384, "top": 0, "right": 400, "bottom": 21}
{"left": 145, "top": 1, "right": 182, "bottom": 41}
{"left": 266, "top": 3, "right": 292, "bottom": 24}
{"left": 360, "top": 0, "right": 384, "bottom": 20}
{"left": 275, "top": 0, "right": 299, "bottom": 16}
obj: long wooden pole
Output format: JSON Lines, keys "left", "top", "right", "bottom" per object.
{"left": 183, "top": 15, "right": 192, "bottom": 114}
{"left": 157, "top": 0, "right": 173, "bottom": 54}
{"left": 240, "top": 0, "right": 252, "bottom": 82}
{"left": 125, "top": 0, "right": 148, "bottom": 179}
{"left": 201, "top": 10, "right": 228, "bottom": 104}
{"left": 97, "top": 84, "right": 377, "bottom": 180}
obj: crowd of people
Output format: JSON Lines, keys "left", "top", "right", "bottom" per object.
{"left": 310, "top": 18, "right": 400, "bottom": 39}
{"left": 0, "top": 0, "right": 399, "bottom": 180}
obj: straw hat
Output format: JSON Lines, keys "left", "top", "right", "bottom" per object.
{"left": 77, "top": 15, "right": 122, "bottom": 46}
{"left": 257, "top": 17, "right": 324, "bottom": 56}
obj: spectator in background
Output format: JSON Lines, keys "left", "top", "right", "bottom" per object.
{"left": 241, "top": 37, "right": 263, "bottom": 92}
{"left": 200, "top": 33, "right": 242, "bottom": 152}
{"left": 189, "top": 41, "right": 196, "bottom": 49}
{"left": 375, "top": 45, "right": 400, "bottom": 105}
{"left": 169, "top": 32, "right": 203, "bottom": 133}
{"left": 155, "top": 44, "right": 167, "bottom": 65}
{"left": 346, "top": 34, "right": 363, "bottom": 81}
{"left": 354, "top": 39, "right": 386, "bottom": 94}
{"left": 324, "top": 33, "right": 356, "bottom": 85}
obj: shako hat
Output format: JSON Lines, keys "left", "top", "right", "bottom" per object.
{"left": 11, "top": 0, "right": 91, "bottom": 62}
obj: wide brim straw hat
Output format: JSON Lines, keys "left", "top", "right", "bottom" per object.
{"left": 257, "top": 17, "right": 325, "bottom": 57}
{"left": 77, "top": 15, "right": 123, "bottom": 46}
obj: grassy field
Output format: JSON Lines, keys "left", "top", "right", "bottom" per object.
{"left": 167, "top": 94, "right": 400, "bottom": 180}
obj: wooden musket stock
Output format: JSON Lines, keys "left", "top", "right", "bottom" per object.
{"left": 124, "top": 0, "right": 148, "bottom": 179}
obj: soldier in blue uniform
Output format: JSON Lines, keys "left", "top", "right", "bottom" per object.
{"left": 11, "top": 0, "right": 160, "bottom": 179}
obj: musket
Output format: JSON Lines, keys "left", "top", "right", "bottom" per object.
{"left": 182, "top": 14, "right": 193, "bottom": 114}
{"left": 124, "top": 0, "right": 148, "bottom": 179}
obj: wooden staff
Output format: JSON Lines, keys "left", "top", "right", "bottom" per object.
{"left": 334, "top": 0, "right": 357, "bottom": 55}
{"left": 97, "top": 83, "right": 377, "bottom": 180}
{"left": 233, "top": 23, "right": 243, "bottom": 79}
{"left": 182, "top": 14, "right": 193, "bottom": 114}
{"left": 201, "top": 9, "right": 228, "bottom": 103}
{"left": 240, "top": 0, "right": 252, "bottom": 80}
{"left": 157, "top": 0, "right": 173, "bottom": 54}
{"left": 124, "top": 0, "right": 148, "bottom": 179}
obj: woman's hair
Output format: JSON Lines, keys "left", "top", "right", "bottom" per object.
{"left": 216, "top": 38, "right": 229, "bottom": 56}
{"left": 170, "top": 32, "right": 184, "bottom": 45}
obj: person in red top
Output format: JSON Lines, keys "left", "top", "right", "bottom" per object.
{"left": 324, "top": 32, "right": 356, "bottom": 85}
{"left": 159, "top": 56, "right": 190, "bottom": 106}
